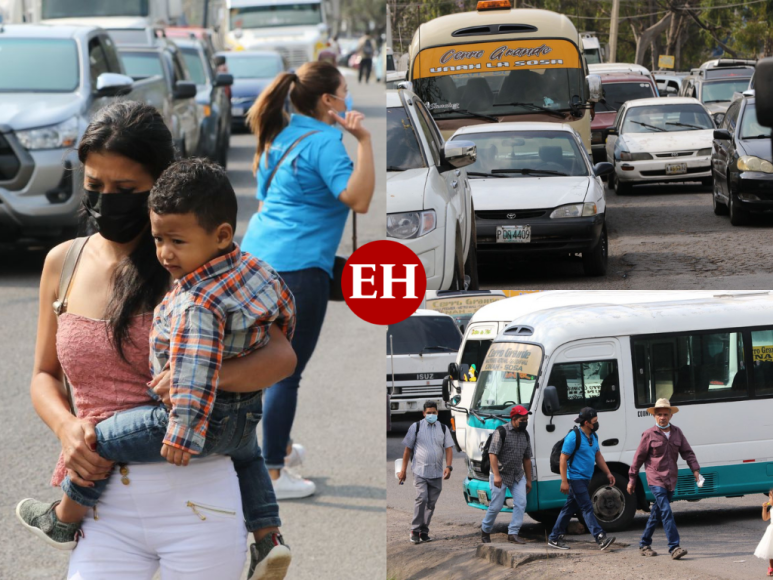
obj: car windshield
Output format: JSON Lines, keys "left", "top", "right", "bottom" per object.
{"left": 387, "top": 106, "right": 425, "bottom": 171}
{"left": 230, "top": 4, "right": 322, "bottom": 29}
{"left": 451, "top": 130, "right": 589, "bottom": 177}
{"left": 595, "top": 81, "right": 656, "bottom": 112}
{"left": 471, "top": 342, "right": 543, "bottom": 416}
{"left": 740, "top": 103, "right": 772, "bottom": 139}
{"left": 223, "top": 56, "right": 283, "bottom": 79}
{"left": 702, "top": 79, "right": 752, "bottom": 103}
{"left": 0, "top": 39, "right": 79, "bottom": 92}
{"left": 42, "top": 0, "right": 148, "bottom": 18}
{"left": 387, "top": 316, "right": 462, "bottom": 355}
{"left": 181, "top": 48, "right": 208, "bottom": 85}
{"left": 622, "top": 104, "right": 713, "bottom": 133}
{"left": 413, "top": 67, "right": 584, "bottom": 119}
{"left": 120, "top": 51, "right": 164, "bottom": 79}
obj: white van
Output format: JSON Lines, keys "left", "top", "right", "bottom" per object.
{"left": 387, "top": 310, "right": 463, "bottom": 424}
{"left": 443, "top": 291, "right": 773, "bottom": 531}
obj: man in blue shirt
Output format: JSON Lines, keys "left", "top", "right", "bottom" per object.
{"left": 548, "top": 407, "right": 616, "bottom": 551}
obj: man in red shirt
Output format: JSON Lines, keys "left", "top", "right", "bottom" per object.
{"left": 628, "top": 399, "right": 701, "bottom": 561}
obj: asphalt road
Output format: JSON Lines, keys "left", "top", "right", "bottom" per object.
{"left": 478, "top": 181, "right": 773, "bottom": 290}
{"left": 387, "top": 419, "right": 773, "bottom": 579}
{"left": 0, "top": 69, "right": 385, "bottom": 580}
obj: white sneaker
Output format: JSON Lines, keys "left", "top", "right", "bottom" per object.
{"left": 284, "top": 444, "right": 306, "bottom": 469}
{"left": 272, "top": 469, "right": 316, "bottom": 500}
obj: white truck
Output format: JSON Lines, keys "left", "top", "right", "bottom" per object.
{"left": 4, "top": 0, "right": 186, "bottom": 27}
{"left": 224, "top": 0, "right": 328, "bottom": 69}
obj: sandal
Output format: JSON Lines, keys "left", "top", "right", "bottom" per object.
{"left": 767, "top": 566, "right": 773, "bottom": 577}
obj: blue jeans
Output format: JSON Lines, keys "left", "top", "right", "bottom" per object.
{"left": 263, "top": 268, "right": 329, "bottom": 468}
{"left": 640, "top": 485, "right": 680, "bottom": 552}
{"left": 549, "top": 479, "right": 605, "bottom": 541}
{"left": 62, "top": 391, "right": 280, "bottom": 532}
{"left": 481, "top": 474, "right": 527, "bottom": 535}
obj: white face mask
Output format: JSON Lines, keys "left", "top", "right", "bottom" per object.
{"left": 656, "top": 421, "right": 670, "bottom": 429}
{"left": 425, "top": 413, "right": 438, "bottom": 424}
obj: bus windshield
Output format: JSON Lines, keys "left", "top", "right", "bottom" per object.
{"left": 471, "top": 342, "right": 543, "bottom": 416}
{"left": 412, "top": 39, "right": 584, "bottom": 120}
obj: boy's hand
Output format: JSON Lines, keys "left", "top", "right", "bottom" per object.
{"left": 161, "top": 443, "right": 191, "bottom": 466}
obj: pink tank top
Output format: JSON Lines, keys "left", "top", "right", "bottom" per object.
{"left": 50, "top": 312, "right": 154, "bottom": 486}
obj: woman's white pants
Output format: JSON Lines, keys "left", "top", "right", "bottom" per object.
{"left": 68, "top": 455, "right": 247, "bottom": 579}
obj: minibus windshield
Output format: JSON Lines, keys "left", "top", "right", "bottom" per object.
{"left": 471, "top": 342, "right": 543, "bottom": 416}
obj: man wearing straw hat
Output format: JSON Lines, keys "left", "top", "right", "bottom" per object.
{"left": 628, "top": 398, "right": 701, "bottom": 561}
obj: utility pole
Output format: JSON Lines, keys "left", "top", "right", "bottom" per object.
{"left": 202, "top": 0, "right": 209, "bottom": 27}
{"left": 608, "top": 0, "right": 620, "bottom": 62}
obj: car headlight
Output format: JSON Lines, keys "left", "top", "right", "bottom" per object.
{"left": 738, "top": 155, "right": 773, "bottom": 173}
{"left": 468, "top": 459, "right": 476, "bottom": 480}
{"left": 386, "top": 210, "right": 436, "bottom": 239}
{"left": 16, "top": 117, "right": 78, "bottom": 150}
{"left": 697, "top": 147, "right": 712, "bottom": 156}
{"left": 620, "top": 151, "right": 653, "bottom": 161}
{"left": 550, "top": 203, "right": 598, "bottom": 219}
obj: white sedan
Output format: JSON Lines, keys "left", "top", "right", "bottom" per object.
{"left": 605, "top": 97, "right": 715, "bottom": 194}
{"left": 450, "top": 122, "right": 613, "bottom": 277}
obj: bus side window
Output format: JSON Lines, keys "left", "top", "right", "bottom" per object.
{"left": 460, "top": 339, "right": 493, "bottom": 375}
{"left": 750, "top": 329, "right": 773, "bottom": 397}
{"left": 547, "top": 360, "right": 620, "bottom": 415}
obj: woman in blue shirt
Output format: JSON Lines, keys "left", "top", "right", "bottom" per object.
{"left": 243, "top": 61, "right": 374, "bottom": 499}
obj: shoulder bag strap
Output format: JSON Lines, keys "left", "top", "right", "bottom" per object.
{"left": 264, "top": 130, "right": 320, "bottom": 193}
{"left": 410, "top": 420, "right": 422, "bottom": 460}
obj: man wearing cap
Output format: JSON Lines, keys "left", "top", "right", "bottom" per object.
{"left": 548, "top": 407, "right": 617, "bottom": 551}
{"left": 628, "top": 398, "right": 700, "bottom": 560}
{"left": 480, "top": 405, "right": 533, "bottom": 544}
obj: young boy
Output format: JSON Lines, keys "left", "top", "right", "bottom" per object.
{"left": 17, "top": 159, "right": 295, "bottom": 580}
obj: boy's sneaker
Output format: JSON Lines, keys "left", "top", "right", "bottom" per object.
{"left": 15, "top": 499, "right": 81, "bottom": 551}
{"left": 670, "top": 546, "right": 688, "bottom": 560}
{"left": 420, "top": 533, "right": 432, "bottom": 543}
{"left": 640, "top": 545, "right": 657, "bottom": 557}
{"left": 272, "top": 469, "right": 315, "bottom": 500}
{"left": 410, "top": 531, "right": 421, "bottom": 544}
{"left": 548, "top": 535, "right": 569, "bottom": 550}
{"left": 597, "top": 534, "right": 616, "bottom": 551}
{"left": 248, "top": 532, "right": 292, "bottom": 580}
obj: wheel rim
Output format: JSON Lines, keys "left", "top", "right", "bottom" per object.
{"left": 592, "top": 484, "right": 626, "bottom": 523}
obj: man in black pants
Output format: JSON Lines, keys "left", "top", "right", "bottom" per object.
{"left": 357, "top": 32, "right": 375, "bottom": 84}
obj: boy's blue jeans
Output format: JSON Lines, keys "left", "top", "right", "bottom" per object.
{"left": 640, "top": 485, "right": 680, "bottom": 553}
{"left": 61, "top": 390, "right": 280, "bottom": 532}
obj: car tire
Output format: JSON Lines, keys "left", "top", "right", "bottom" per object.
{"left": 701, "top": 177, "right": 713, "bottom": 189}
{"left": 582, "top": 225, "right": 608, "bottom": 277}
{"left": 712, "top": 182, "right": 729, "bottom": 216}
{"left": 449, "top": 230, "right": 466, "bottom": 290}
{"left": 729, "top": 190, "right": 750, "bottom": 226}
{"left": 464, "top": 216, "right": 480, "bottom": 291}
{"left": 616, "top": 179, "right": 632, "bottom": 196}
{"left": 608, "top": 171, "right": 616, "bottom": 191}
{"left": 589, "top": 471, "right": 637, "bottom": 533}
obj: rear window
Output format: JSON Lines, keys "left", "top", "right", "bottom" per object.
{"left": 0, "top": 39, "right": 79, "bottom": 92}
{"left": 387, "top": 106, "right": 425, "bottom": 171}
{"left": 596, "top": 81, "right": 656, "bottom": 112}
{"left": 222, "top": 55, "right": 283, "bottom": 79}
{"left": 120, "top": 51, "right": 164, "bottom": 79}
{"left": 387, "top": 316, "right": 462, "bottom": 356}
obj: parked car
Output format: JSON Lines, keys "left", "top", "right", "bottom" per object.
{"left": 605, "top": 97, "right": 715, "bottom": 194}
{"left": 164, "top": 26, "right": 222, "bottom": 55}
{"left": 591, "top": 72, "right": 659, "bottom": 163}
{"left": 450, "top": 122, "right": 612, "bottom": 277}
{"left": 171, "top": 37, "right": 233, "bottom": 167}
{"left": 386, "top": 89, "right": 477, "bottom": 291}
{"left": 215, "top": 50, "right": 287, "bottom": 132}
{"left": 588, "top": 63, "right": 660, "bottom": 96}
{"left": 654, "top": 71, "right": 688, "bottom": 96}
{"left": 111, "top": 29, "right": 200, "bottom": 157}
{"left": 711, "top": 93, "right": 773, "bottom": 224}
{"left": 679, "top": 66, "right": 754, "bottom": 117}
{"left": 0, "top": 24, "right": 158, "bottom": 245}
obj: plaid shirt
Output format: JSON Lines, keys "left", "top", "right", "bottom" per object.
{"left": 150, "top": 245, "right": 295, "bottom": 454}
{"left": 489, "top": 423, "right": 533, "bottom": 487}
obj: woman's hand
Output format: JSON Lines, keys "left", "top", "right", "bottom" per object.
{"left": 148, "top": 369, "right": 172, "bottom": 408}
{"left": 329, "top": 110, "right": 371, "bottom": 142}
{"left": 58, "top": 417, "right": 113, "bottom": 485}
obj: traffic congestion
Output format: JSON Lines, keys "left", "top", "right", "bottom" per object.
{"left": 386, "top": 0, "right": 773, "bottom": 290}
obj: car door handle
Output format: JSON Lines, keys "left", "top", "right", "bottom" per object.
{"left": 601, "top": 439, "right": 619, "bottom": 447}
{"left": 455, "top": 169, "right": 461, "bottom": 176}
{"left": 451, "top": 180, "right": 458, "bottom": 189}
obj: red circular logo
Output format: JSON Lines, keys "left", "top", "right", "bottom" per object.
{"left": 341, "top": 240, "right": 427, "bottom": 325}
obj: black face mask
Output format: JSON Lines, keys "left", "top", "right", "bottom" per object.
{"left": 83, "top": 190, "right": 150, "bottom": 243}
{"left": 592, "top": 421, "right": 600, "bottom": 432}
{"left": 516, "top": 421, "right": 528, "bottom": 432}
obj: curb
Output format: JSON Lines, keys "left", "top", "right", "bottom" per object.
{"left": 476, "top": 544, "right": 573, "bottom": 568}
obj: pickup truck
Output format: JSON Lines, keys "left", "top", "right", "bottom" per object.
{"left": 0, "top": 24, "right": 176, "bottom": 245}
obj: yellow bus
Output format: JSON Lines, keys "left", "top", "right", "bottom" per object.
{"left": 407, "top": 1, "right": 601, "bottom": 151}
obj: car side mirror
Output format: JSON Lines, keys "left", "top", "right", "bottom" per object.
{"left": 542, "top": 385, "right": 560, "bottom": 415}
{"left": 755, "top": 57, "right": 773, "bottom": 127}
{"left": 713, "top": 113, "right": 726, "bottom": 128}
{"left": 443, "top": 140, "right": 476, "bottom": 170}
{"left": 214, "top": 73, "right": 233, "bottom": 87}
{"left": 587, "top": 74, "right": 602, "bottom": 103}
{"left": 95, "top": 72, "right": 134, "bottom": 97}
{"left": 714, "top": 129, "right": 732, "bottom": 140}
{"left": 607, "top": 127, "right": 618, "bottom": 136}
{"left": 448, "top": 362, "right": 459, "bottom": 380}
{"left": 594, "top": 162, "right": 614, "bottom": 177}
{"left": 173, "top": 80, "right": 197, "bottom": 99}
{"left": 214, "top": 55, "right": 226, "bottom": 67}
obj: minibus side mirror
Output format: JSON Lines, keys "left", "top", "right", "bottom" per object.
{"left": 448, "top": 362, "right": 459, "bottom": 380}
{"left": 442, "top": 376, "right": 451, "bottom": 402}
{"left": 543, "top": 385, "right": 560, "bottom": 415}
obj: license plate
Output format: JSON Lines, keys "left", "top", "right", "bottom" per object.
{"left": 496, "top": 225, "right": 531, "bottom": 243}
{"left": 666, "top": 163, "right": 687, "bottom": 175}
{"left": 231, "top": 106, "right": 244, "bottom": 116}
{"left": 477, "top": 490, "right": 490, "bottom": 505}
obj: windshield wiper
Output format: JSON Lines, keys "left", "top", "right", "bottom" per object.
{"left": 433, "top": 109, "right": 499, "bottom": 122}
{"left": 467, "top": 171, "right": 506, "bottom": 178}
{"left": 494, "top": 101, "right": 566, "bottom": 119}
{"left": 470, "top": 408, "right": 508, "bottom": 422}
{"left": 704, "top": 99, "right": 731, "bottom": 103}
{"left": 492, "top": 168, "right": 569, "bottom": 176}
{"left": 420, "top": 345, "right": 457, "bottom": 354}
{"left": 666, "top": 122, "right": 704, "bottom": 130}
{"left": 387, "top": 166, "right": 407, "bottom": 171}
{"left": 631, "top": 120, "right": 666, "bottom": 132}
{"left": 742, "top": 134, "right": 771, "bottom": 139}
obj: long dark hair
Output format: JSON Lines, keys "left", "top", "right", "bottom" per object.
{"left": 77, "top": 101, "right": 175, "bottom": 360}
{"left": 246, "top": 61, "right": 343, "bottom": 173}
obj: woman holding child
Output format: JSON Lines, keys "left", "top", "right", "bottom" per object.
{"left": 17, "top": 101, "right": 297, "bottom": 579}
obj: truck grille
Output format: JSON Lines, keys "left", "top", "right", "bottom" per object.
{"left": 274, "top": 47, "right": 309, "bottom": 69}
{"left": 388, "top": 385, "right": 443, "bottom": 399}
{"left": 655, "top": 151, "right": 695, "bottom": 158}
{"left": 0, "top": 134, "right": 21, "bottom": 181}
{"left": 476, "top": 209, "right": 547, "bottom": 220}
